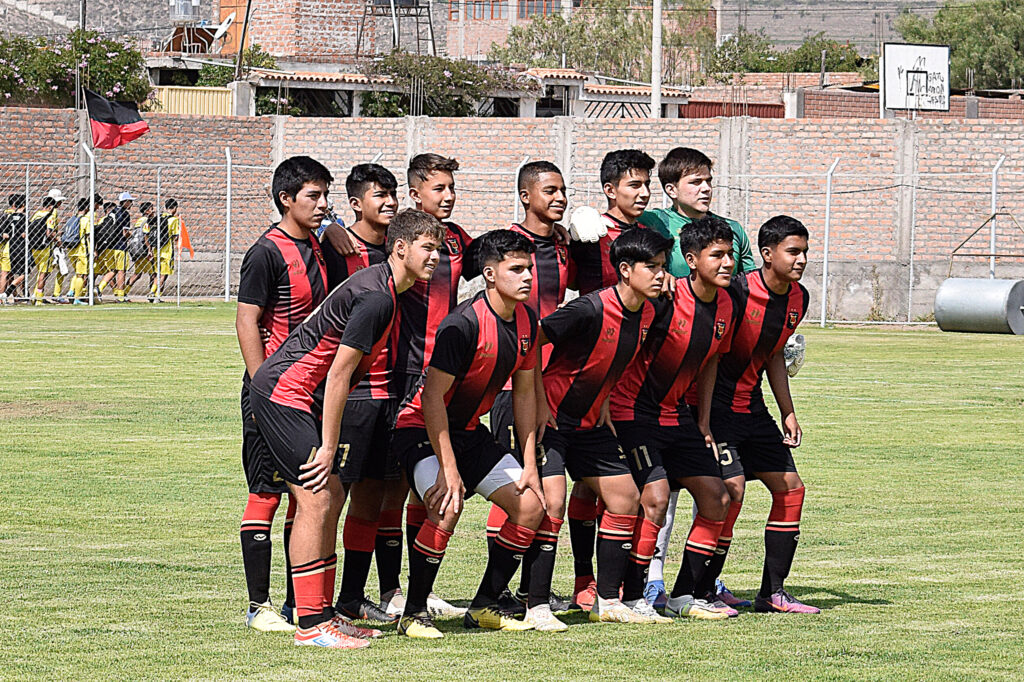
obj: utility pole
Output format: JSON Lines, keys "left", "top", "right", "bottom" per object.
{"left": 650, "top": 0, "right": 663, "bottom": 118}
{"left": 234, "top": 0, "right": 254, "bottom": 81}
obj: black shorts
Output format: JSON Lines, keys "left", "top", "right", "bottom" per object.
{"left": 7, "top": 247, "right": 29, "bottom": 275}
{"left": 541, "top": 426, "right": 630, "bottom": 481}
{"left": 489, "top": 389, "right": 519, "bottom": 457}
{"left": 241, "top": 379, "right": 287, "bottom": 494}
{"left": 338, "top": 398, "right": 400, "bottom": 483}
{"left": 251, "top": 392, "right": 338, "bottom": 486}
{"left": 393, "top": 426, "right": 515, "bottom": 500}
{"left": 710, "top": 407, "right": 797, "bottom": 479}
{"left": 616, "top": 420, "right": 722, "bottom": 487}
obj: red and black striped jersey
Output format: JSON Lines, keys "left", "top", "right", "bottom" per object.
{"left": 321, "top": 228, "right": 395, "bottom": 401}
{"left": 322, "top": 227, "right": 387, "bottom": 289}
{"left": 541, "top": 286, "right": 656, "bottom": 430}
{"left": 611, "top": 280, "right": 736, "bottom": 426}
{"left": 395, "top": 292, "right": 538, "bottom": 431}
{"left": 509, "top": 223, "right": 574, "bottom": 319}
{"left": 713, "top": 270, "right": 810, "bottom": 414}
{"left": 394, "top": 221, "right": 474, "bottom": 377}
{"left": 237, "top": 225, "right": 329, "bottom": 359}
{"left": 250, "top": 262, "right": 398, "bottom": 415}
{"left": 569, "top": 213, "right": 646, "bottom": 295}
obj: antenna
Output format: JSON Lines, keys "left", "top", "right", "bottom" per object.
{"left": 213, "top": 11, "right": 235, "bottom": 42}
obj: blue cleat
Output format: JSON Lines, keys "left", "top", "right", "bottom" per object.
{"left": 644, "top": 580, "right": 668, "bottom": 609}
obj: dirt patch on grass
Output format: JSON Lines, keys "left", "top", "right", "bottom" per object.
{"left": 0, "top": 400, "right": 84, "bottom": 419}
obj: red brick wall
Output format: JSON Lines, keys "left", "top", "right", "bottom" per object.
{"left": 803, "top": 88, "right": 1024, "bottom": 122}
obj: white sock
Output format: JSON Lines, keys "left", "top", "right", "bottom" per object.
{"left": 649, "top": 490, "right": 679, "bottom": 583}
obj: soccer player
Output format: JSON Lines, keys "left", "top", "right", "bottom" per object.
{"left": 64, "top": 197, "right": 95, "bottom": 305}
{"left": 392, "top": 229, "right": 545, "bottom": 639}
{"left": 535, "top": 227, "right": 672, "bottom": 624}
{"left": 236, "top": 156, "right": 334, "bottom": 633}
{"left": 0, "top": 194, "right": 28, "bottom": 303}
{"left": 611, "top": 216, "right": 739, "bottom": 621}
{"left": 154, "top": 198, "right": 181, "bottom": 301}
{"left": 706, "top": 215, "right": 817, "bottom": 614}
{"left": 28, "top": 190, "right": 64, "bottom": 305}
{"left": 250, "top": 208, "right": 444, "bottom": 649}
{"left": 564, "top": 149, "right": 655, "bottom": 611}
{"left": 125, "top": 201, "right": 156, "bottom": 295}
{"left": 640, "top": 147, "right": 758, "bottom": 609}
{"left": 327, "top": 164, "right": 409, "bottom": 624}
{"left": 96, "top": 192, "right": 132, "bottom": 302}
{"left": 394, "top": 153, "right": 475, "bottom": 619}
{"left": 481, "top": 161, "right": 575, "bottom": 626}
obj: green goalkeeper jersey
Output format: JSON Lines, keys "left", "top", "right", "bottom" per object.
{"left": 639, "top": 208, "right": 756, "bottom": 277}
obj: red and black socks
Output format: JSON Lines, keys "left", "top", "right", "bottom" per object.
{"left": 485, "top": 504, "right": 508, "bottom": 551}
{"left": 595, "top": 512, "right": 637, "bottom": 600}
{"left": 292, "top": 557, "right": 328, "bottom": 629}
{"left": 760, "top": 486, "right": 805, "bottom": 597}
{"left": 405, "top": 520, "right": 452, "bottom": 615}
{"left": 375, "top": 508, "right": 404, "bottom": 597}
{"left": 568, "top": 495, "right": 599, "bottom": 584}
{"left": 521, "top": 515, "right": 564, "bottom": 608}
{"left": 405, "top": 502, "right": 427, "bottom": 569}
{"left": 471, "top": 520, "right": 536, "bottom": 610}
{"left": 697, "top": 500, "right": 743, "bottom": 597}
{"left": 337, "top": 515, "right": 377, "bottom": 608}
{"left": 671, "top": 515, "right": 725, "bottom": 599}
{"left": 240, "top": 492, "right": 281, "bottom": 605}
{"left": 283, "top": 495, "right": 296, "bottom": 610}
{"left": 622, "top": 517, "right": 661, "bottom": 603}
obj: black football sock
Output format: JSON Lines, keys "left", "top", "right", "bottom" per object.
{"left": 595, "top": 513, "right": 635, "bottom": 600}
{"left": 240, "top": 492, "right": 280, "bottom": 605}
{"left": 671, "top": 515, "right": 724, "bottom": 599}
{"left": 405, "top": 502, "right": 427, "bottom": 580}
{"left": 375, "top": 508, "right": 404, "bottom": 597}
{"left": 337, "top": 515, "right": 376, "bottom": 607}
{"left": 622, "top": 517, "right": 660, "bottom": 603}
{"left": 760, "top": 487, "right": 804, "bottom": 597}
{"left": 568, "top": 495, "right": 599, "bottom": 580}
{"left": 405, "top": 520, "right": 451, "bottom": 616}
{"left": 283, "top": 495, "right": 296, "bottom": 609}
{"left": 697, "top": 500, "right": 742, "bottom": 597}
{"left": 470, "top": 520, "right": 535, "bottom": 609}
{"left": 523, "top": 515, "right": 563, "bottom": 608}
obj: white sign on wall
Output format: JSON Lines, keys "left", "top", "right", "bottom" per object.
{"left": 882, "top": 43, "right": 951, "bottom": 112}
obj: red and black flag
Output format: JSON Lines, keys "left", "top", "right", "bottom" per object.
{"left": 84, "top": 89, "right": 150, "bottom": 149}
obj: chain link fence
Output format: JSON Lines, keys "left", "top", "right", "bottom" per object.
{"left": 2, "top": 150, "right": 1023, "bottom": 321}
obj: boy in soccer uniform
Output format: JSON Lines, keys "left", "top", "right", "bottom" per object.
{"left": 482, "top": 162, "right": 576, "bottom": 624}
{"left": 1, "top": 194, "right": 28, "bottom": 303}
{"left": 250, "top": 209, "right": 444, "bottom": 649}
{"left": 154, "top": 198, "right": 181, "bottom": 300}
{"left": 564, "top": 150, "right": 656, "bottom": 611}
{"left": 96, "top": 192, "right": 132, "bottom": 302}
{"left": 125, "top": 202, "right": 156, "bottom": 294}
{"left": 326, "top": 164, "right": 409, "bottom": 624}
{"left": 393, "top": 153, "right": 475, "bottom": 619}
{"left": 640, "top": 147, "right": 758, "bottom": 609}
{"left": 392, "top": 229, "right": 545, "bottom": 639}
{"left": 29, "top": 191, "right": 63, "bottom": 304}
{"left": 66, "top": 197, "right": 96, "bottom": 305}
{"left": 611, "top": 216, "right": 739, "bottom": 621}
{"left": 706, "top": 215, "right": 818, "bottom": 614}
{"left": 535, "top": 227, "right": 672, "bottom": 624}
{"left": 236, "top": 157, "right": 333, "bottom": 633}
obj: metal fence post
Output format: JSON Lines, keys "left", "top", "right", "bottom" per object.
{"left": 82, "top": 144, "right": 96, "bottom": 306}
{"left": 24, "top": 165, "right": 30, "bottom": 298}
{"left": 512, "top": 155, "right": 530, "bottom": 223}
{"left": 907, "top": 169, "right": 918, "bottom": 322}
{"left": 819, "top": 158, "right": 840, "bottom": 327}
{"left": 156, "top": 167, "right": 162, "bottom": 300}
{"left": 990, "top": 155, "right": 1005, "bottom": 279}
{"left": 225, "top": 147, "right": 232, "bottom": 302}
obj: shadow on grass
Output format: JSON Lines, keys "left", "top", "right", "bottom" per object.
{"left": 731, "top": 585, "right": 891, "bottom": 610}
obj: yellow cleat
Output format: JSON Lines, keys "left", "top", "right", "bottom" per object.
{"left": 588, "top": 597, "right": 652, "bottom": 623}
{"left": 245, "top": 601, "right": 296, "bottom": 632}
{"left": 464, "top": 606, "right": 535, "bottom": 631}
{"left": 398, "top": 613, "right": 444, "bottom": 639}
{"left": 665, "top": 596, "right": 730, "bottom": 620}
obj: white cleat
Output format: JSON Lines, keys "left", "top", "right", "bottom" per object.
{"left": 427, "top": 592, "right": 467, "bottom": 618}
{"left": 245, "top": 601, "right": 296, "bottom": 632}
{"left": 626, "top": 598, "right": 674, "bottom": 623}
{"left": 381, "top": 588, "right": 407, "bottom": 620}
{"left": 588, "top": 596, "right": 651, "bottom": 623}
{"left": 524, "top": 604, "right": 569, "bottom": 632}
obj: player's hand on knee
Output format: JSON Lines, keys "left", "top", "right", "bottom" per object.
{"left": 515, "top": 467, "right": 547, "bottom": 511}
{"left": 426, "top": 465, "right": 464, "bottom": 517}
{"left": 782, "top": 413, "right": 802, "bottom": 448}
{"left": 299, "top": 445, "right": 335, "bottom": 492}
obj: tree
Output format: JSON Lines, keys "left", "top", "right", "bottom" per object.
{"left": 704, "top": 27, "right": 777, "bottom": 78}
{"left": 897, "top": 0, "right": 1024, "bottom": 89}
{"left": 776, "top": 32, "right": 863, "bottom": 73}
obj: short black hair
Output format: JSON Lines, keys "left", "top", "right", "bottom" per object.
{"left": 9, "top": 193, "right": 25, "bottom": 208}
{"left": 471, "top": 229, "right": 536, "bottom": 273}
{"left": 679, "top": 215, "right": 734, "bottom": 257}
{"left": 609, "top": 227, "right": 673, "bottom": 278}
{"left": 758, "top": 215, "right": 809, "bottom": 250}
{"left": 164, "top": 198, "right": 178, "bottom": 210}
{"left": 139, "top": 201, "right": 153, "bottom": 213}
{"left": 272, "top": 155, "right": 334, "bottom": 214}
{"left": 103, "top": 201, "right": 116, "bottom": 212}
{"left": 41, "top": 197, "right": 57, "bottom": 209}
{"left": 76, "top": 198, "right": 90, "bottom": 212}
{"left": 657, "top": 147, "right": 713, "bottom": 190}
{"left": 385, "top": 208, "right": 447, "bottom": 255}
{"left": 407, "top": 153, "right": 459, "bottom": 187}
{"left": 517, "top": 160, "right": 562, "bottom": 192}
{"left": 346, "top": 163, "right": 398, "bottom": 199}
{"left": 600, "top": 149, "right": 655, "bottom": 187}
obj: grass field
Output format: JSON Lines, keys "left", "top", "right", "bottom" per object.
{"left": 1, "top": 304, "right": 1023, "bottom": 681}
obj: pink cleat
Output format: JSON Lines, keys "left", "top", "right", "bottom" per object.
{"left": 715, "top": 580, "right": 752, "bottom": 608}
{"left": 754, "top": 589, "right": 820, "bottom": 614}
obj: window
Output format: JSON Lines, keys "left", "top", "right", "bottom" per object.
{"left": 519, "top": 0, "right": 558, "bottom": 18}
{"left": 452, "top": 0, "right": 507, "bottom": 20}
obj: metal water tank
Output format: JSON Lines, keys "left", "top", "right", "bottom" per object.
{"left": 934, "top": 278, "right": 1024, "bottom": 334}
{"left": 170, "top": 0, "right": 200, "bottom": 24}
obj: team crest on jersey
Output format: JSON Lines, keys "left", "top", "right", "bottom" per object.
{"left": 520, "top": 335, "right": 531, "bottom": 356}
{"left": 673, "top": 317, "right": 688, "bottom": 334}
{"left": 288, "top": 259, "right": 304, "bottom": 274}
{"left": 715, "top": 319, "right": 727, "bottom": 339}
{"left": 601, "top": 327, "right": 616, "bottom": 343}
{"left": 313, "top": 247, "right": 325, "bottom": 268}
{"left": 787, "top": 311, "right": 799, "bottom": 329}
{"left": 445, "top": 236, "right": 461, "bottom": 255}
{"left": 641, "top": 325, "right": 651, "bottom": 342}
{"left": 555, "top": 244, "right": 568, "bottom": 265}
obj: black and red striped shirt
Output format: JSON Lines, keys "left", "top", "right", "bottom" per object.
{"left": 396, "top": 292, "right": 538, "bottom": 431}
{"left": 569, "top": 213, "right": 645, "bottom": 295}
{"left": 611, "top": 280, "right": 736, "bottom": 426}
{"left": 250, "top": 262, "right": 398, "bottom": 415}
{"left": 541, "top": 286, "right": 656, "bottom": 430}
{"left": 394, "top": 221, "right": 474, "bottom": 377}
{"left": 237, "top": 225, "right": 329, "bottom": 359}
{"left": 713, "top": 270, "right": 810, "bottom": 414}
{"left": 322, "top": 228, "right": 395, "bottom": 401}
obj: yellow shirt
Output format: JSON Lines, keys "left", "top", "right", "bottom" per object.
{"left": 71, "top": 212, "right": 94, "bottom": 260}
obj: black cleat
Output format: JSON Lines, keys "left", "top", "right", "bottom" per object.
{"left": 337, "top": 596, "right": 399, "bottom": 623}
{"left": 497, "top": 589, "right": 527, "bottom": 616}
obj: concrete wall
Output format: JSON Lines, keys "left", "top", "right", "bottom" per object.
{"left": 3, "top": 106, "right": 1023, "bottom": 318}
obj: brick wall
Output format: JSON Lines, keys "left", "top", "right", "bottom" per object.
{"left": 803, "top": 88, "right": 1024, "bottom": 121}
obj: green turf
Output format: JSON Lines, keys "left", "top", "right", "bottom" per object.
{"left": 1, "top": 304, "right": 1022, "bottom": 680}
